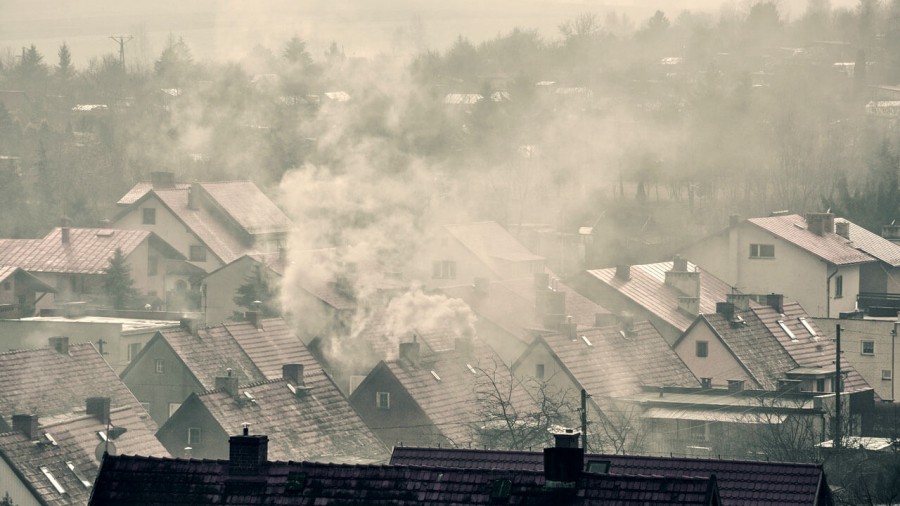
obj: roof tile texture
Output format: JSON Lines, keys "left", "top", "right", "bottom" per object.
{"left": 0, "top": 228, "right": 151, "bottom": 274}
{"left": 747, "top": 215, "right": 874, "bottom": 265}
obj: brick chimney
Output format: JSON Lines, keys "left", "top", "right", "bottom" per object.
{"left": 244, "top": 311, "right": 262, "bottom": 330}
{"left": 12, "top": 414, "right": 39, "bottom": 440}
{"left": 216, "top": 369, "right": 239, "bottom": 399}
{"left": 86, "top": 397, "right": 111, "bottom": 424}
{"left": 544, "top": 428, "right": 583, "bottom": 486}
{"left": 716, "top": 302, "right": 735, "bottom": 322}
{"left": 726, "top": 293, "right": 751, "bottom": 311}
{"left": 615, "top": 264, "right": 631, "bottom": 281}
{"left": 229, "top": 425, "right": 268, "bottom": 476}
{"left": 665, "top": 259, "right": 700, "bottom": 299}
{"left": 619, "top": 312, "right": 635, "bottom": 335}
{"left": 882, "top": 224, "right": 900, "bottom": 243}
{"left": 677, "top": 296, "right": 700, "bottom": 317}
{"left": 48, "top": 336, "right": 69, "bottom": 355}
{"left": 180, "top": 317, "right": 200, "bottom": 338}
{"left": 766, "top": 293, "right": 784, "bottom": 313}
{"left": 399, "top": 340, "right": 420, "bottom": 368}
{"left": 835, "top": 221, "right": 850, "bottom": 240}
{"left": 282, "top": 364, "right": 304, "bottom": 386}
{"left": 188, "top": 182, "right": 201, "bottom": 210}
{"left": 60, "top": 216, "right": 72, "bottom": 245}
{"left": 806, "top": 212, "right": 835, "bottom": 236}
{"left": 560, "top": 317, "right": 577, "bottom": 340}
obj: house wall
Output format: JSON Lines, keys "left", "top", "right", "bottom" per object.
{"left": 349, "top": 365, "right": 441, "bottom": 448}
{"left": 121, "top": 339, "right": 204, "bottom": 425}
{"left": 859, "top": 263, "right": 888, "bottom": 294}
{"left": 156, "top": 398, "right": 230, "bottom": 460}
{"left": 204, "top": 256, "right": 256, "bottom": 325}
{"left": 886, "top": 266, "right": 900, "bottom": 294}
{"left": 472, "top": 318, "right": 529, "bottom": 366}
{"left": 0, "top": 456, "right": 41, "bottom": 506}
{"left": 407, "top": 230, "right": 502, "bottom": 289}
{"left": 674, "top": 322, "right": 758, "bottom": 389}
{"left": 813, "top": 318, "right": 898, "bottom": 402}
{"left": 511, "top": 341, "right": 582, "bottom": 406}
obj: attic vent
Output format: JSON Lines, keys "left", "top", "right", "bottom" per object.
{"left": 777, "top": 320, "right": 797, "bottom": 340}
{"left": 95, "top": 230, "right": 115, "bottom": 237}
{"left": 40, "top": 466, "right": 66, "bottom": 494}
{"left": 466, "top": 364, "right": 478, "bottom": 375}
{"left": 430, "top": 370, "right": 441, "bottom": 382}
{"left": 243, "top": 391, "right": 257, "bottom": 403}
{"left": 66, "top": 461, "right": 92, "bottom": 488}
{"left": 45, "top": 433, "right": 58, "bottom": 446}
{"left": 581, "top": 335, "right": 593, "bottom": 347}
{"left": 799, "top": 318, "right": 817, "bottom": 337}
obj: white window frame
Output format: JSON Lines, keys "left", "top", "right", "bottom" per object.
{"left": 861, "top": 340, "right": 875, "bottom": 355}
{"left": 882, "top": 369, "right": 892, "bottom": 381}
{"left": 155, "top": 358, "right": 165, "bottom": 374}
{"left": 168, "top": 402, "right": 181, "bottom": 418}
{"left": 187, "top": 427, "right": 201, "bottom": 445}
{"left": 376, "top": 391, "right": 390, "bottom": 409}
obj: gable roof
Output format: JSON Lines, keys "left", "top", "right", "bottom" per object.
{"left": 522, "top": 321, "right": 699, "bottom": 401}
{"left": 0, "top": 265, "right": 57, "bottom": 293}
{"left": 390, "top": 447, "right": 829, "bottom": 506}
{"left": 747, "top": 214, "right": 875, "bottom": 266}
{"left": 444, "top": 222, "right": 544, "bottom": 275}
{"left": 585, "top": 261, "right": 738, "bottom": 333}
{"left": 181, "top": 370, "right": 388, "bottom": 464}
{"left": 91, "top": 454, "right": 720, "bottom": 505}
{"left": 222, "top": 318, "right": 318, "bottom": 380}
{"left": 200, "top": 181, "right": 292, "bottom": 235}
{"left": 834, "top": 217, "right": 900, "bottom": 266}
{"left": 116, "top": 181, "right": 190, "bottom": 206}
{"left": 0, "top": 228, "right": 182, "bottom": 274}
{"left": 0, "top": 405, "right": 168, "bottom": 506}
{"left": 0, "top": 343, "right": 146, "bottom": 425}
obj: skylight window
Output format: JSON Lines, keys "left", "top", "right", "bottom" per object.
{"left": 40, "top": 466, "right": 65, "bottom": 494}
{"left": 243, "top": 391, "right": 256, "bottom": 402}
{"left": 97, "top": 431, "right": 107, "bottom": 442}
{"left": 777, "top": 320, "right": 797, "bottom": 340}
{"left": 799, "top": 318, "right": 817, "bottom": 337}
{"left": 44, "top": 433, "right": 58, "bottom": 446}
{"left": 466, "top": 364, "right": 477, "bottom": 375}
{"left": 430, "top": 370, "right": 441, "bottom": 381}
{"left": 581, "top": 335, "right": 593, "bottom": 347}
{"left": 66, "top": 461, "right": 92, "bottom": 488}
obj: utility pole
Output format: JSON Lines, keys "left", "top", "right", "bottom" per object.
{"left": 109, "top": 35, "right": 133, "bottom": 68}
{"left": 581, "top": 389, "right": 589, "bottom": 453}
{"left": 834, "top": 324, "right": 842, "bottom": 451}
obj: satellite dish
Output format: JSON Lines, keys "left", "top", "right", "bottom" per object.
{"left": 95, "top": 441, "right": 117, "bottom": 463}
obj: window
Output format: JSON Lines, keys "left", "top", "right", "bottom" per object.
{"left": 189, "top": 245, "right": 207, "bottom": 262}
{"left": 187, "top": 427, "right": 201, "bottom": 445}
{"left": 861, "top": 340, "right": 875, "bottom": 355}
{"left": 883, "top": 369, "right": 893, "bottom": 381}
{"left": 128, "top": 342, "right": 143, "bottom": 362}
{"left": 749, "top": 244, "right": 775, "bottom": 258}
{"left": 155, "top": 358, "right": 165, "bottom": 374}
{"left": 535, "top": 364, "right": 545, "bottom": 379}
{"left": 695, "top": 340, "right": 708, "bottom": 358}
{"left": 835, "top": 275, "right": 843, "bottom": 298}
{"left": 431, "top": 260, "right": 456, "bottom": 279}
{"left": 376, "top": 392, "right": 390, "bottom": 409}
{"left": 147, "top": 256, "right": 158, "bottom": 276}
{"left": 142, "top": 208, "right": 156, "bottom": 225}
{"left": 777, "top": 320, "right": 797, "bottom": 340}
{"left": 168, "top": 402, "right": 181, "bottom": 418}
{"left": 816, "top": 378, "right": 826, "bottom": 392}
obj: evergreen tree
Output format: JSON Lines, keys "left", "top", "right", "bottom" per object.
{"left": 232, "top": 266, "right": 279, "bottom": 320}
{"left": 56, "top": 42, "right": 74, "bottom": 80}
{"left": 102, "top": 248, "right": 139, "bottom": 309}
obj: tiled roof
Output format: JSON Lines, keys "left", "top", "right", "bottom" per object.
{"left": 91, "top": 455, "right": 719, "bottom": 505}
{"left": 385, "top": 342, "right": 537, "bottom": 447}
{"left": 116, "top": 182, "right": 190, "bottom": 206}
{"left": 531, "top": 321, "right": 699, "bottom": 401}
{"left": 200, "top": 181, "right": 293, "bottom": 235}
{"left": 352, "top": 308, "right": 467, "bottom": 362}
{"left": 444, "top": 222, "right": 544, "bottom": 276}
{"left": 586, "top": 261, "right": 737, "bottom": 332}
{"left": 222, "top": 318, "right": 318, "bottom": 382}
{"left": 0, "top": 343, "right": 145, "bottom": 425}
{"left": 441, "top": 276, "right": 609, "bottom": 345}
{"left": 0, "top": 406, "right": 168, "bottom": 506}
{"left": 0, "top": 265, "right": 56, "bottom": 292}
{"left": 192, "top": 370, "right": 388, "bottom": 463}
{"left": 151, "top": 188, "right": 249, "bottom": 264}
{"left": 155, "top": 325, "right": 266, "bottom": 389}
{"left": 747, "top": 215, "right": 875, "bottom": 265}
{"left": 752, "top": 303, "right": 872, "bottom": 394}
{"left": 0, "top": 228, "right": 157, "bottom": 274}
{"left": 390, "top": 447, "right": 828, "bottom": 506}
{"left": 834, "top": 218, "right": 900, "bottom": 266}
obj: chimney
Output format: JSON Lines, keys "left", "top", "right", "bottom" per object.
{"left": 245, "top": 311, "right": 261, "bottom": 330}
{"left": 766, "top": 293, "right": 784, "bottom": 313}
{"left": 216, "top": 369, "right": 239, "bottom": 399}
{"left": 615, "top": 264, "right": 631, "bottom": 281}
{"left": 454, "top": 336, "right": 474, "bottom": 358}
{"left": 700, "top": 378, "right": 712, "bottom": 389}
{"left": 180, "top": 318, "right": 200, "bottom": 337}
{"left": 544, "top": 428, "right": 583, "bottom": 485}
{"left": 716, "top": 302, "right": 735, "bottom": 322}
{"left": 188, "top": 182, "right": 200, "bottom": 210}
{"left": 806, "top": 212, "right": 835, "bottom": 236}
{"left": 534, "top": 272, "right": 550, "bottom": 291}
{"left": 726, "top": 293, "right": 751, "bottom": 311}
{"left": 473, "top": 277, "right": 490, "bottom": 295}
{"left": 728, "top": 214, "right": 742, "bottom": 227}
{"left": 727, "top": 379, "right": 745, "bottom": 393}
{"left": 184, "top": 447, "right": 192, "bottom": 459}
{"left": 561, "top": 317, "right": 577, "bottom": 340}
{"left": 835, "top": 221, "right": 850, "bottom": 240}
{"left": 882, "top": 224, "right": 900, "bottom": 242}
{"left": 536, "top": 287, "right": 566, "bottom": 323}
{"left": 399, "top": 340, "right": 420, "bottom": 368}
{"left": 594, "top": 312, "right": 617, "bottom": 327}
{"left": 677, "top": 296, "right": 700, "bottom": 317}
{"left": 86, "top": 397, "right": 111, "bottom": 424}
{"left": 665, "top": 269, "right": 700, "bottom": 299}
{"left": 619, "top": 312, "right": 635, "bottom": 335}
{"left": 282, "top": 364, "right": 305, "bottom": 386}
{"left": 228, "top": 425, "right": 268, "bottom": 476}
{"left": 48, "top": 336, "right": 69, "bottom": 355}
{"left": 12, "top": 414, "right": 39, "bottom": 440}
{"left": 150, "top": 171, "right": 175, "bottom": 188}
{"left": 672, "top": 254, "right": 689, "bottom": 273}
{"left": 60, "top": 216, "right": 72, "bottom": 245}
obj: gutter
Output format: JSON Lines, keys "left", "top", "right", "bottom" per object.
{"left": 826, "top": 264, "right": 839, "bottom": 318}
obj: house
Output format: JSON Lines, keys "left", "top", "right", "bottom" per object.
{"left": 510, "top": 319, "right": 699, "bottom": 453}
{"left": 112, "top": 173, "right": 293, "bottom": 272}
{"left": 408, "top": 221, "right": 545, "bottom": 289}
{"left": 0, "top": 312, "right": 178, "bottom": 373}
{"left": 349, "top": 337, "right": 539, "bottom": 449}
{"left": 440, "top": 273, "right": 613, "bottom": 364}
{"left": 680, "top": 213, "right": 900, "bottom": 318}
{"left": 89, "top": 429, "right": 723, "bottom": 505}
{"left": 391, "top": 446, "right": 834, "bottom": 506}
{"left": 576, "top": 257, "right": 743, "bottom": 344}
{"left": 120, "top": 316, "right": 317, "bottom": 424}
{"left": 675, "top": 297, "right": 872, "bottom": 398}
{"left": 0, "top": 265, "right": 56, "bottom": 318}
{"left": 157, "top": 364, "right": 388, "bottom": 464}
{"left": 812, "top": 317, "right": 899, "bottom": 402}
{"left": 0, "top": 402, "right": 167, "bottom": 506}
{"left": 0, "top": 226, "right": 185, "bottom": 311}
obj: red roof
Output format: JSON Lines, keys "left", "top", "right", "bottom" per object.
{"left": 390, "top": 447, "right": 829, "bottom": 506}
{"left": 747, "top": 215, "right": 875, "bottom": 265}
{"left": 834, "top": 217, "right": 900, "bottom": 266}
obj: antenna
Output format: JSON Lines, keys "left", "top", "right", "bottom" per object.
{"left": 109, "top": 35, "right": 133, "bottom": 68}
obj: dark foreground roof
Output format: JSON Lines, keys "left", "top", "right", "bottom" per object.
{"left": 391, "top": 447, "right": 831, "bottom": 506}
{"left": 90, "top": 454, "right": 720, "bottom": 505}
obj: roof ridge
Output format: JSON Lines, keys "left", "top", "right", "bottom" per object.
{"left": 0, "top": 341, "right": 95, "bottom": 357}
